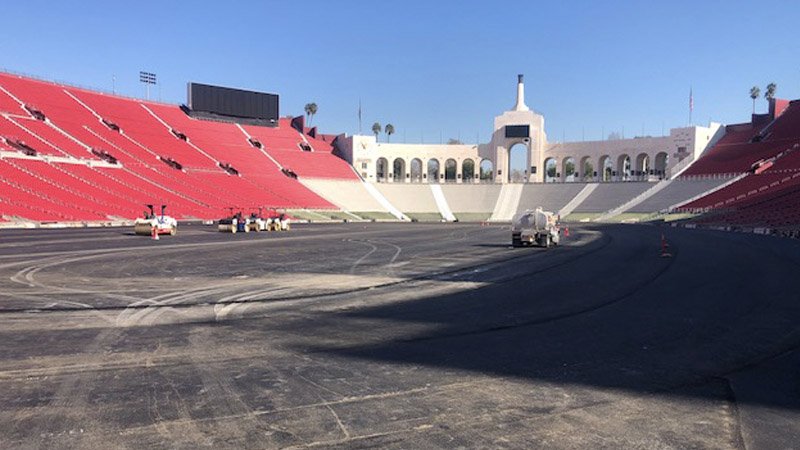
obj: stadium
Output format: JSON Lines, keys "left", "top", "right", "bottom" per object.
{"left": 1, "top": 2, "right": 800, "bottom": 449}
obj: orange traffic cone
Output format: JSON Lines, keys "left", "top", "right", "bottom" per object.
{"left": 151, "top": 225, "right": 159, "bottom": 241}
{"left": 660, "top": 233, "right": 670, "bottom": 257}
{"left": 564, "top": 227, "right": 570, "bottom": 237}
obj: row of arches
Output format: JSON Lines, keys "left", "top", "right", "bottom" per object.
{"left": 375, "top": 157, "right": 495, "bottom": 183}
{"left": 541, "top": 152, "right": 670, "bottom": 182}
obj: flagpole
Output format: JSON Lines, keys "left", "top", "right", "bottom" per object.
{"left": 689, "top": 87, "right": 693, "bottom": 126}
{"left": 358, "top": 98, "right": 362, "bottom": 135}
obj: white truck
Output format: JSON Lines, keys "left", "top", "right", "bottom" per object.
{"left": 511, "top": 208, "right": 560, "bottom": 248}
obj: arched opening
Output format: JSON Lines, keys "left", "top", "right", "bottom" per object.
{"left": 654, "top": 152, "right": 669, "bottom": 179}
{"left": 580, "top": 156, "right": 594, "bottom": 181}
{"left": 376, "top": 157, "right": 388, "bottom": 182}
{"left": 427, "top": 159, "right": 440, "bottom": 183}
{"left": 599, "top": 155, "right": 613, "bottom": 182}
{"left": 444, "top": 158, "right": 457, "bottom": 182}
{"left": 508, "top": 143, "right": 528, "bottom": 183}
{"left": 410, "top": 158, "right": 423, "bottom": 183}
{"left": 462, "top": 159, "right": 475, "bottom": 183}
{"left": 562, "top": 157, "right": 576, "bottom": 182}
{"left": 617, "top": 154, "right": 631, "bottom": 181}
{"left": 635, "top": 153, "right": 649, "bottom": 180}
{"left": 392, "top": 158, "right": 406, "bottom": 183}
{"left": 544, "top": 157, "right": 558, "bottom": 183}
{"left": 479, "top": 159, "right": 494, "bottom": 182}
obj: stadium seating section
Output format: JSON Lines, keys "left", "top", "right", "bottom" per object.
{"left": 1, "top": 71, "right": 798, "bottom": 231}
{"left": 678, "top": 100, "right": 800, "bottom": 231}
{"left": 0, "top": 72, "right": 360, "bottom": 221}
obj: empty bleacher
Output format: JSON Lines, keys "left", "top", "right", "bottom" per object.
{"left": 0, "top": 71, "right": 346, "bottom": 222}
{"left": 677, "top": 100, "right": 800, "bottom": 230}
{"left": 518, "top": 183, "right": 587, "bottom": 214}
{"left": 627, "top": 179, "right": 730, "bottom": 213}
{"left": 570, "top": 183, "right": 653, "bottom": 213}
{"left": 243, "top": 121, "right": 358, "bottom": 180}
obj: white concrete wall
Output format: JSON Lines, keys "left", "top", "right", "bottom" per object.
{"left": 332, "top": 77, "right": 728, "bottom": 186}
{"left": 440, "top": 184, "right": 502, "bottom": 213}
{"left": 374, "top": 184, "right": 439, "bottom": 212}
{"left": 345, "top": 135, "right": 485, "bottom": 184}
{"left": 300, "top": 179, "right": 389, "bottom": 212}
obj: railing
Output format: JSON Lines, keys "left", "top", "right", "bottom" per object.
{"left": 678, "top": 173, "right": 741, "bottom": 181}
{"left": 0, "top": 67, "right": 176, "bottom": 106}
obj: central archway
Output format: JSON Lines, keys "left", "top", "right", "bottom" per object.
{"left": 508, "top": 143, "right": 528, "bottom": 183}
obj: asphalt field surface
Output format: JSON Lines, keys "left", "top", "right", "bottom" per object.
{"left": 1, "top": 222, "right": 799, "bottom": 449}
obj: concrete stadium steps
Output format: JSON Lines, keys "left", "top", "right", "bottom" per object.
{"left": 489, "top": 184, "right": 523, "bottom": 222}
{"left": 299, "top": 179, "right": 391, "bottom": 213}
{"left": 517, "top": 183, "right": 587, "bottom": 215}
{"left": 430, "top": 184, "right": 456, "bottom": 222}
{"left": 557, "top": 183, "right": 598, "bottom": 217}
{"left": 374, "top": 183, "right": 440, "bottom": 219}
{"left": 627, "top": 179, "right": 731, "bottom": 213}
{"left": 571, "top": 182, "right": 654, "bottom": 213}
{"left": 440, "top": 184, "right": 502, "bottom": 215}
{"left": 0, "top": 116, "right": 71, "bottom": 158}
{"left": 0, "top": 86, "right": 24, "bottom": 113}
{"left": 595, "top": 180, "right": 672, "bottom": 221}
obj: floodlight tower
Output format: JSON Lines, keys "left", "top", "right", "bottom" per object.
{"left": 139, "top": 71, "right": 157, "bottom": 100}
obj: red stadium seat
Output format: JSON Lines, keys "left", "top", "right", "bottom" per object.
{"left": 0, "top": 72, "right": 340, "bottom": 222}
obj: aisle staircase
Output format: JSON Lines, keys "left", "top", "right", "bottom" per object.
{"left": 558, "top": 183, "right": 597, "bottom": 217}
{"left": 430, "top": 184, "right": 456, "bottom": 222}
{"left": 363, "top": 182, "right": 408, "bottom": 221}
{"left": 489, "top": 183, "right": 523, "bottom": 222}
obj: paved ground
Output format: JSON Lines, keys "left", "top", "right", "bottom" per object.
{"left": 0, "top": 222, "right": 799, "bottom": 449}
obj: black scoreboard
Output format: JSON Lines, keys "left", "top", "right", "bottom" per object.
{"left": 505, "top": 125, "right": 530, "bottom": 138}
{"left": 188, "top": 82, "right": 279, "bottom": 122}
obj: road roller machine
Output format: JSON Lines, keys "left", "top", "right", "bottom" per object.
{"left": 133, "top": 204, "right": 178, "bottom": 236}
{"left": 246, "top": 209, "right": 268, "bottom": 232}
{"left": 218, "top": 209, "right": 250, "bottom": 233}
{"left": 266, "top": 210, "right": 291, "bottom": 231}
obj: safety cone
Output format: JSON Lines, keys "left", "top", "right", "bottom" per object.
{"left": 660, "top": 233, "right": 671, "bottom": 257}
{"left": 564, "top": 227, "right": 570, "bottom": 237}
{"left": 151, "top": 226, "right": 159, "bottom": 241}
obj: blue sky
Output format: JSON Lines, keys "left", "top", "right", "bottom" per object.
{"left": 1, "top": 0, "right": 798, "bottom": 145}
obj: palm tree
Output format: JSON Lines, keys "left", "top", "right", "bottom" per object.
{"left": 304, "top": 103, "right": 318, "bottom": 125}
{"left": 385, "top": 124, "right": 395, "bottom": 142}
{"left": 765, "top": 83, "right": 777, "bottom": 101}
{"left": 371, "top": 122, "right": 381, "bottom": 140}
{"left": 749, "top": 86, "right": 760, "bottom": 113}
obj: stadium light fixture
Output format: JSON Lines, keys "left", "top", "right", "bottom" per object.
{"left": 139, "top": 71, "right": 157, "bottom": 100}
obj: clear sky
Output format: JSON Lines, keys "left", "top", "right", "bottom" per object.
{"left": 2, "top": 0, "right": 798, "bottom": 145}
